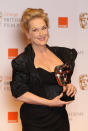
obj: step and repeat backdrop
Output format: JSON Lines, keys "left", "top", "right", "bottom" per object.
{"left": 0, "top": 0, "right": 88, "bottom": 131}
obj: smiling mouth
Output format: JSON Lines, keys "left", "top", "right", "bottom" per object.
{"left": 37, "top": 37, "right": 46, "bottom": 41}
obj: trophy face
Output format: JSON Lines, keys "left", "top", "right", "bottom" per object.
{"left": 54, "top": 64, "right": 74, "bottom": 101}
{"left": 54, "top": 64, "right": 70, "bottom": 86}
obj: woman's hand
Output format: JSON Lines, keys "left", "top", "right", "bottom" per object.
{"left": 64, "top": 83, "right": 77, "bottom": 97}
{"left": 49, "top": 93, "right": 72, "bottom": 107}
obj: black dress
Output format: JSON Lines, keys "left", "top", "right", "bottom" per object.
{"left": 20, "top": 68, "right": 70, "bottom": 131}
{"left": 10, "top": 44, "right": 77, "bottom": 131}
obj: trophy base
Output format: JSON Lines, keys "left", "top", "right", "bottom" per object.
{"left": 60, "top": 92, "right": 74, "bottom": 101}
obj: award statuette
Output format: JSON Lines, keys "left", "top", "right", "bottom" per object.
{"left": 54, "top": 64, "right": 74, "bottom": 101}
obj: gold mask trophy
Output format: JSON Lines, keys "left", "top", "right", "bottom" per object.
{"left": 54, "top": 64, "right": 74, "bottom": 101}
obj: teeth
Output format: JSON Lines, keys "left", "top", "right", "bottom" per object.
{"left": 38, "top": 38, "right": 45, "bottom": 40}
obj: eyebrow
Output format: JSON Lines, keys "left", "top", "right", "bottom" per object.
{"left": 32, "top": 25, "right": 47, "bottom": 30}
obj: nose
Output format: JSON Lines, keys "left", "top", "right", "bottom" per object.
{"left": 39, "top": 29, "right": 43, "bottom": 36}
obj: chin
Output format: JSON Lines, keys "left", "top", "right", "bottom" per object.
{"left": 38, "top": 43, "right": 47, "bottom": 46}
{"left": 35, "top": 40, "right": 47, "bottom": 46}
{"left": 40, "top": 41, "right": 47, "bottom": 45}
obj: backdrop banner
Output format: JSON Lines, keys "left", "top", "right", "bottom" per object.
{"left": 0, "top": 0, "right": 88, "bottom": 131}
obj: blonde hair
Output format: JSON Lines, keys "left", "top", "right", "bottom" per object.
{"left": 20, "top": 8, "right": 49, "bottom": 34}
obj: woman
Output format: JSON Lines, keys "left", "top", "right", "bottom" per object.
{"left": 10, "top": 8, "right": 77, "bottom": 131}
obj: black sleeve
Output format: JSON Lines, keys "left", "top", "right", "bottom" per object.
{"left": 61, "top": 48, "right": 77, "bottom": 82}
{"left": 56, "top": 46, "right": 77, "bottom": 82}
{"left": 69, "top": 48, "right": 77, "bottom": 77}
{"left": 10, "top": 58, "right": 30, "bottom": 98}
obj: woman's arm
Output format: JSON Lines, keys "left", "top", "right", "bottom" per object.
{"left": 17, "top": 91, "right": 71, "bottom": 107}
{"left": 10, "top": 54, "right": 71, "bottom": 107}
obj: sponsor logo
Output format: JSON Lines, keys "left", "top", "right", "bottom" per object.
{"left": 77, "top": 49, "right": 88, "bottom": 55}
{"left": 79, "top": 74, "right": 88, "bottom": 90}
{"left": 79, "top": 13, "right": 88, "bottom": 29}
{"left": 68, "top": 111, "right": 84, "bottom": 121}
{"left": 77, "top": 50, "right": 84, "bottom": 55}
{"left": 0, "top": 11, "right": 20, "bottom": 28}
{"left": 3, "top": 76, "right": 11, "bottom": 91}
{"left": 0, "top": 76, "right": 11, "bottom": 91}
{"left": 58, "top": 17, "right": 68, "bottom": 28}
{"left": 8, "top": 48, "right": 18, "bottom": 59}
{"left": 8, "top": 112, "right": 18, "bottom": 123}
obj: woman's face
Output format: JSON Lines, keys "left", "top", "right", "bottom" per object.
{"left": 27, "top": 18, "right": 49, "bottom": 46}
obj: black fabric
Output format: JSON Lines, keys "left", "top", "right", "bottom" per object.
{"left": 10, "top": 44, "right": 77, "bottom": 98}
{"left": 10, "top": 44, "right": 77, "bottom": 131}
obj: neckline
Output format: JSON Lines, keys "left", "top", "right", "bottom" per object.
{"left": 36, "top": 67, "right": 55, "bottom": 74}
{"left": 28, "top": 43, "right": 65, "bottom": 74}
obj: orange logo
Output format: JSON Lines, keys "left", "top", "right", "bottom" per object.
{"left": 8, "top": 48, "right": 18, "bottom": 59}
{"left": 8, "top": 112, "right": 18, "bottom": 123}
{"left": 58, "top": 17, "right": 68, "bottom": 28}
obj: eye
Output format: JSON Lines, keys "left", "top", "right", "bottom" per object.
{"left": 42, "top": 26, "right": 47, "bottom": 30}
{"left": 32, "top": 28, "right": 38, "bottom": 32}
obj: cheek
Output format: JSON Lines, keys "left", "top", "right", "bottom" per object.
{"left": 44, "top": 30, "right": 49, "bottom": 36}
{"left": 46, "top": 32, "right": 49, "bottom": 38}
{"left": 31, "top": 33, "right": 38, "bottom": 39}
{"left": 46, "top": 29, "right": 48, "bottom": 34}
